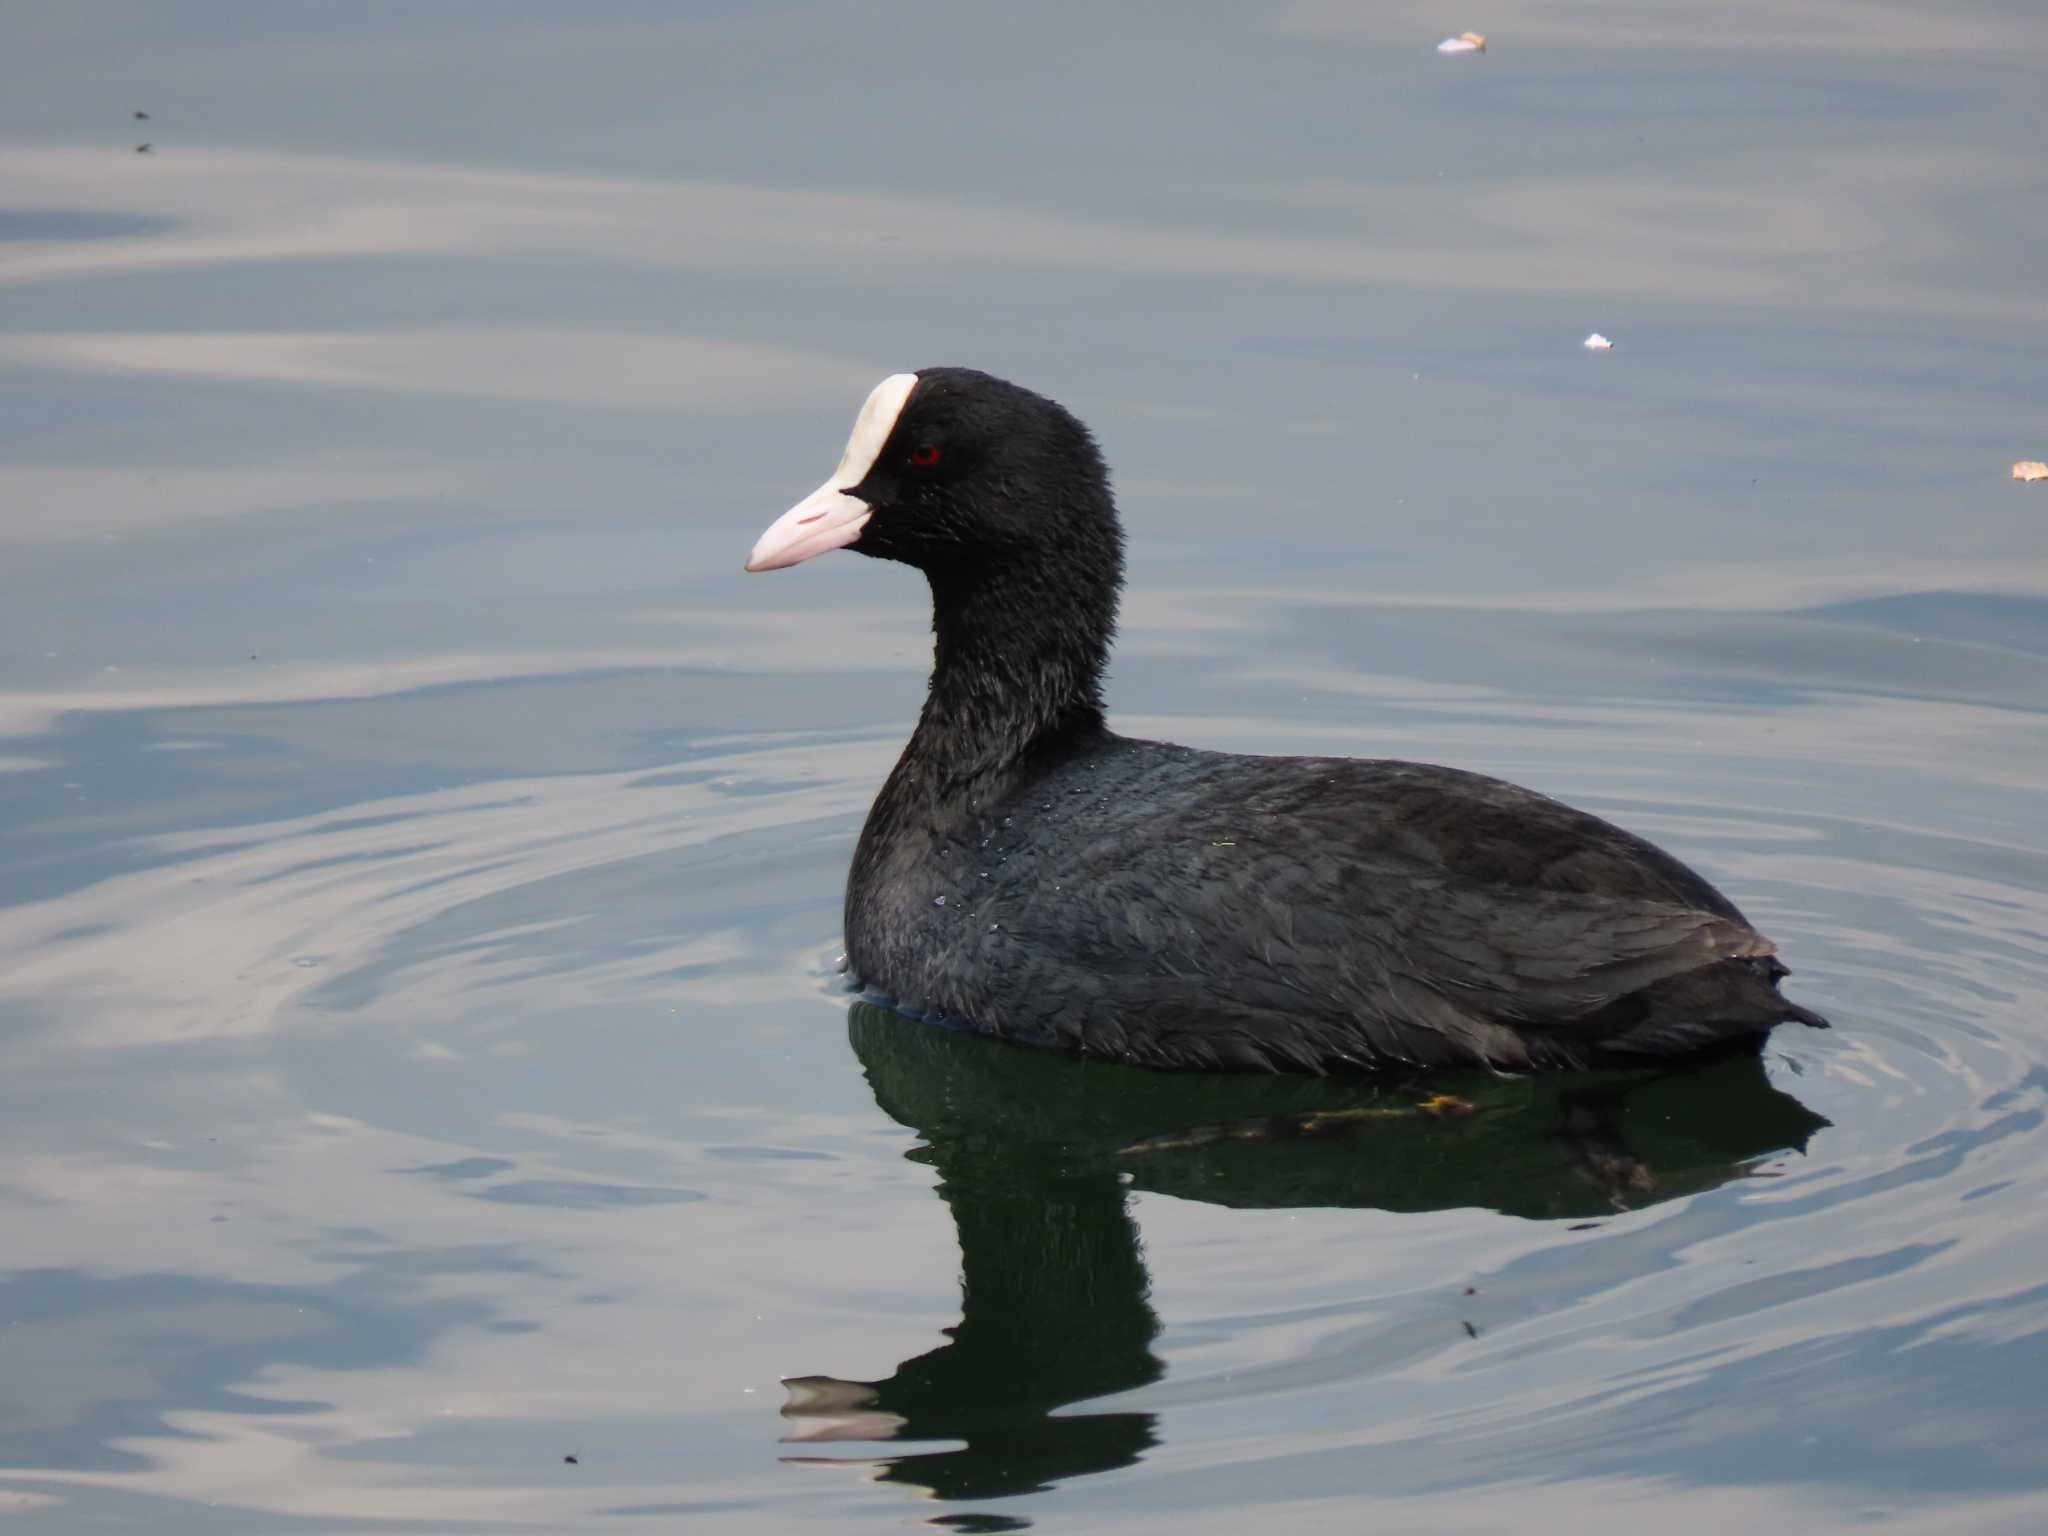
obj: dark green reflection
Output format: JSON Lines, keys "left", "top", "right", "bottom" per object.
{"left": 782, "top": 1001, "right": 1827, "bottom": 1503}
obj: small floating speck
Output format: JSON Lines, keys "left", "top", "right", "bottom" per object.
{"left": 1437, "top": 31, "right": 1486, "bottom": 54}
{"left": 933, "top": 895, "right": 946, "bottom": 906}
{"left": 1583, "top": 333, "right": 1614, "bottom": 351}
{"left": 2014, "top": 461, "right": 2048, "bottom": 483}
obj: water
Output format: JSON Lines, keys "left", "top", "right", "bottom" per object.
{"left": 3, "top": 3, "right": 2047, "bottom": 1530}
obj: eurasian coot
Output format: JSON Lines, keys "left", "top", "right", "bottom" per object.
{"left": 746, "top": 368, "right": 1830, "bottom": 1073}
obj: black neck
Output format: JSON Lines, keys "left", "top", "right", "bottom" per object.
{"left": 907, "top": 550, "right": 1118, "bottom": 789}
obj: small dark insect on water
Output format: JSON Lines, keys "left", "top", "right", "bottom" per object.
{"left": 563, "top": 1454, "right": 579, "bottom": 1466}
{"left": 133, "top": 110, "right": 149, "bottom": 119}
{"left": 1462, "top": 1320, "right": 1480, "bottom": 1339}
{"left": 134, "top": 143, "right": 151, "bottom": 154}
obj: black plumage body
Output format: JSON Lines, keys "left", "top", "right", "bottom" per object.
{"left": 753, "top": 367, "right": 1829, "bottom": 1073}
{"left": 848, "top": 727, "right": 1823, "bottom": 1072}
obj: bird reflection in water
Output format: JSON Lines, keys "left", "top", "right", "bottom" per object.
{"left": 782, "top": 1001, "right": 1827, "bottom": 1506}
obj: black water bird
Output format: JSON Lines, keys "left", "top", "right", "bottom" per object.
{"left": 746, "top": 369, "right": 1831, "bottom": 1072}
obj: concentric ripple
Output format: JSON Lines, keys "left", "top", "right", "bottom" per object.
{"left": 5, "top": 636, "right": 2041, "bottom": 1533}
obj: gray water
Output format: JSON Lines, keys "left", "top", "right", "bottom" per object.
{"left": 4, "top": 4, "right": 2047, "bottom": 1531}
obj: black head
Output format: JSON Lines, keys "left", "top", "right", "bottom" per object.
{"left": 746, "top": 368, "right": 1122, "bottom": 583}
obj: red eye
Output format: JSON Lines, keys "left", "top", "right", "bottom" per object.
{"left": 909, "top": 443, "right": 941, "bottom": 468}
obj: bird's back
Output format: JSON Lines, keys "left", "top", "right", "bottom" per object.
{"left": 846, "top": 733, "right": 1824, "bottom": 1072}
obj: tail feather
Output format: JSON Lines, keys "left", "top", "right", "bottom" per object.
{"left": 1762, "top": 955, "right": 1830, "bottom": 1029}
{"left": 1581, "top": 954, "right": 1832, "bottom": 1060}
{"left": 1778, "top": 997, "right": 1831, "bottom": 1030}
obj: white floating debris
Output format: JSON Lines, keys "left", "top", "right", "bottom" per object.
{"left": 2014, "top": 460, "right": 2048, "bottom": 483}
{"left": 1583, "top": 333, "right": 1614, "bottom": 351}
{"left": 1437, "top": 31, "right": 1487, "bottom": 54}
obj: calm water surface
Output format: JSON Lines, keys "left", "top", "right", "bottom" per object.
{"left": 4, "top": 4, "right": 2047, "bottom": 1531}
